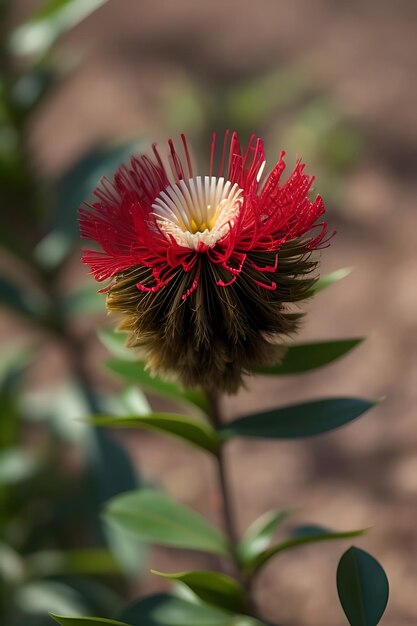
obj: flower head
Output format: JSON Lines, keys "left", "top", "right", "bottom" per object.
{"left": 80, "top": 132, "right": 330, "bottom": 393}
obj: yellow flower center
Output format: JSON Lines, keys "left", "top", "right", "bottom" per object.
{"left": 152, "top": 176, "right": 243, "bottom": 249}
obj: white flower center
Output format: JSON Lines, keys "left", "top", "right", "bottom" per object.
{"left": 151, "top": 176, "right": 243, "bottom": 249}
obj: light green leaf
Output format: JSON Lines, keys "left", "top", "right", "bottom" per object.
{"left": 106, "top": 359, "right": 208, "bottom": 413}
{"left": 22, "top": 382, "right": 90, "bottom": 442}
{"left": 119, "top": 386, "right": 151, "bottom": 416}
{"left": 245, "top": 527, "right": 366, "bottom": 576}
{"left": 51, "top": 615, "right": 130, "bottom": 626}
{"left": 337, "top": 547, "right": 389, "bottom": 626}
{"left": 10, "top": 0, "right": 109, "bottom": 58}
{"left": 105, "top": 489, "right": 229, "bottom": 556}
{"left": 0, "top": 541, "right": 26, "bottom": 584}
{"left": 237, "top": 509, "right": 293, "bottom": 564}
{"left": 97, "top": 329, "right": 133, "bottom": 360}
{"left": 17, "top": 581, "right": 90, "bottom": 617}
{"left": 119, "top": 593, "right": 264, "bottom": 626}
{"left": 309, "top": 267, "right": 352, "bottom": 296}
{"left": 255, "top": 338, "right": 364, "bottom": 375}
{"left": 91, "top": 413, "right": 220, "bottom": 454}
{"left": 222, "top": 398, "right": 376, "bottom": 440}
{"left": 0, "top": 448, "right": 40, "bottom": 486}
{"left": 152, "top": 570, "right": 248, "bottom": 614}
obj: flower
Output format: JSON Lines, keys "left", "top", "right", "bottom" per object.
{"left": 80, "top": 132, "right": 330, "bottom": 393}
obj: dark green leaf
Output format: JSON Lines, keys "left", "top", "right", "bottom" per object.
{"left": 86, "top": 429, "right": 146, "bottom": 577}
{"left": 246, "top": 527, "right": 366, "bottom": 576}
{"left": 0, "top": 276, "right": 48, "bottom": 320}
{"left": 152, "top": 570, "right": 248, "bottom": 613}
{"left": 86, "top": 429, "right": 137, "bottom": 504}
{"left": 11, "top": 67, "right": 56, "bottom": 114}
{"left": 119, "top": 593, "right": 263, "bottom": 626}
{"left": 222, "top": 398, "right": 376, "bottom": 440}
{"left": 255, "top": 339, "right": 364, "bottom": 375}
{"left": 91, "top": 414, "right": 220, "bottom": 454}
{"left": 51, "top": 616, "right": 130, "bottom": 626}
{"left": 105, "top": 489, "right": 228, "bottom": 556}
{"left": 106, "top": 359, "right": 208, "bottom": 413}
{"left": 0, "top": 344, "right": 30, "bottom": 447}
{"left": 35, "top": 144, "right": 140, "bottom": 270}
{"left": 337, "top": 547, "right": 389, "bottom": 626}
{"left": 308, "top": 267, "right": 352, "bottom": 296}
{"left": 238, "top": 509, "right": 293, "bottom": 564}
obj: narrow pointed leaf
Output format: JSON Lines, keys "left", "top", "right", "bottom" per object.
{"left": 222, "top": 398, "right": 375, "bottom": 440}
{"left": 91, "top": 413, "right": 220, "bottom": 454}
{"left": 246, "top": 527, "right": 366, "bottom": 576}
{"left": 105, "top": 489, "right": 229, "bottom": 556}
{"left": 309, "top": 267, "right": 353, "bottom": 296}
{"left": 152, "top": 570, "right": 248, "bottom": 614}
{"left": 106, "top": 359, "right": 208, "bottom": 413}
{"left": 255, "top": 339, "right": 364, "bottom": 375}
{"left": 118, "top": 593, "right": 264, "bottom": 626}
{"left": 51, "top": 616, "right": 130, "bottom": 626}
{"left": 337, "top": 547, "right": 389, "bottom": 626}
{"left": 238, "top": 509, "right": 293, "bottom": 564}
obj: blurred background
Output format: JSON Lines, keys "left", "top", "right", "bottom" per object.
{"left": 0, "top": 1, "right": 416, "bottom": 625}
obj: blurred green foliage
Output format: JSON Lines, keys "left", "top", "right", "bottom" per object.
{"left": 0, "top": 1, "right": 149, "bottom": 624}
{"left": 0, "top": 1, "right": 375, "bottom": 625}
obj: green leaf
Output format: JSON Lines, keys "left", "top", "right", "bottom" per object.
{"left": 86, "top": 429, "right": 147, "bottom": 577}
{"left": 51, "top": 616, "right": 130, "bottom": 626}
{"left": 0, "top": 448, "right": 40, "bottom": 486}
{"left": 237, "top": 509, "right": 293, "bottom": 564}
{"left": 118, "top": 593, "right": 264, "bottom": 626}
{"left": 106, "top": 359, "right": 208, "bottom": 413}
{"left": 152, "top": 570, "right": 248, "bottom": 614}
{"left": 255, "top": 338, "right": 364, "bottom": 375}
{"left": 91, "top": 414, "right": 220, "bottom": 454}
{"left": 17, "top": 581, "right": 91, "bottom": 617}
{"left": 337, "top": 547, "right": 389, "bottom": 626}
{"left": 0, "top": 541, "right": 26, "bottom": 584}
{"left": 35, "top": 143, "right": 140, "bottom": 271}
{"left": 308, "top": 267, "right": 352, "bottom": 296}
{"left": 245, "top": 527, "right": 366, "bottom": 576}
{"left": 222, "top": 398, "right": 376, "bottom": 440}
{"left": 27, "top": 548, "right": 121, "bottom": 577}
{"left": 97, "top": 329, "right": 133, "bottom": 360}
{"left": 0, "top": 344, "right": 30, "bottom": 447}
{"left": 22, "top": 382, "right": 90, "bottom": 442}
{"left": 9, "top": 0, "right": 109, "bottom": 58}
{"left": 0, "top": 275, "right": 48, "bottom": 321}
{"left": 64, "top": 286, "right": 104, "bottom": 316}
{"left": 105, "top": 489, "right": 229, "bottom": 556}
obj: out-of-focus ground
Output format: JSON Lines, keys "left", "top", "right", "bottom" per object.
{"left": 8, "top": 1, "right": 417, "bottom": 625}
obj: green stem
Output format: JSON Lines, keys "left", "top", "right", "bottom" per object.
{"left": 207, "top": 391, "right": 240, "bottom": 555}
{"left": 206, "top": 389, "right": 261, "bottom": 618}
